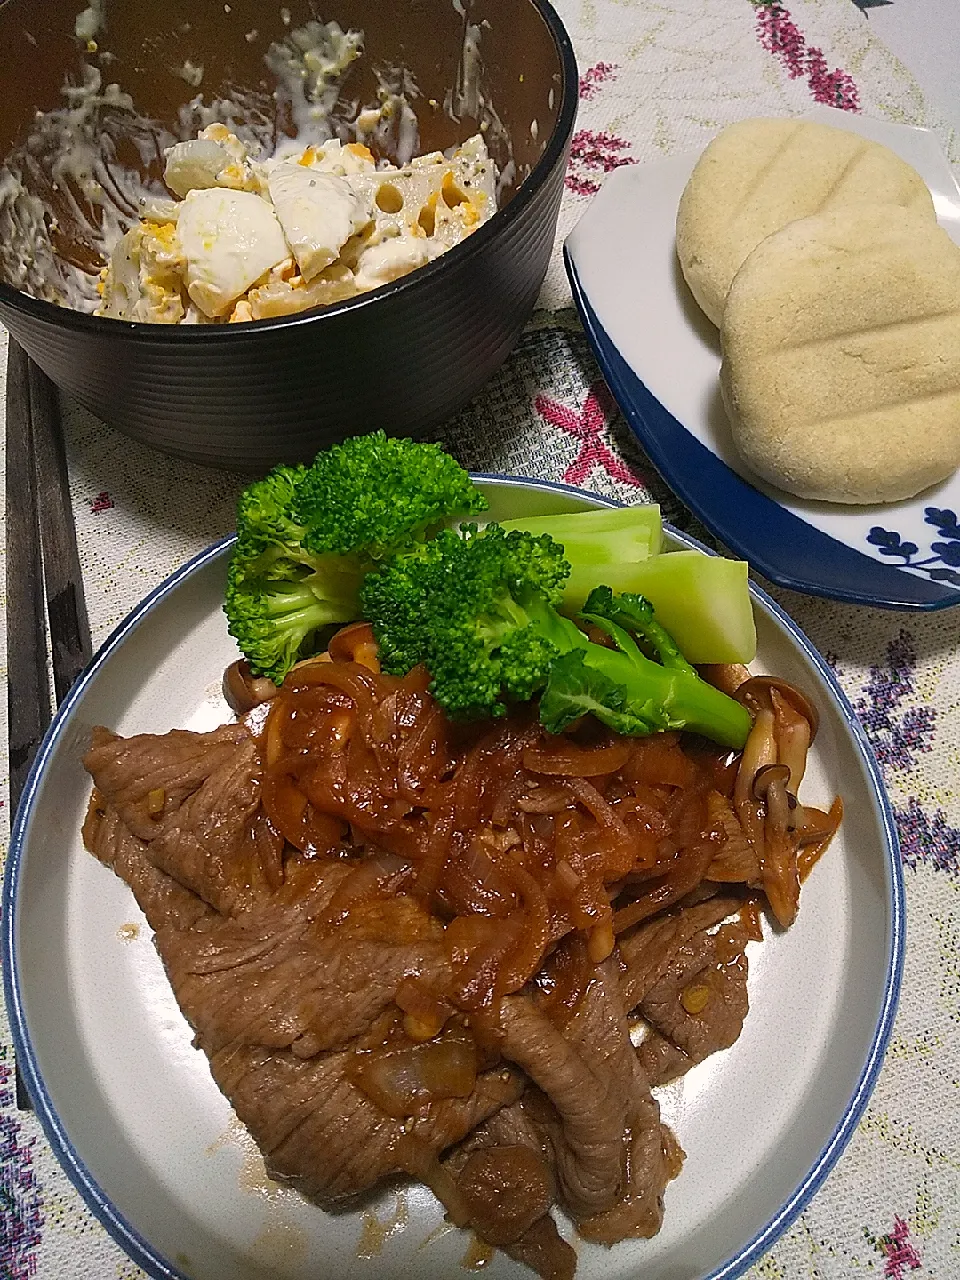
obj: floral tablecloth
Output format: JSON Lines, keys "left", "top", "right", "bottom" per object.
{"left": 2, "top": 1, "right": 959, "bottom": 1276}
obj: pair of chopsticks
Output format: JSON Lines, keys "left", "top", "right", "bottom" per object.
{"left": 5, "top": 338, "right": 93, "bottom": 1110}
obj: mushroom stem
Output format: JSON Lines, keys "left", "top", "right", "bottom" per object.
{"left": 770, "top": 688, "right": 812, "bottom": 792}
{"left": 733, "top": 706, "right": 777, "bottom": 847}
{"left": 222, "top": 660, "right": 279, "bottom": 714}
{"left": 752, "top": 763, "right": 798, "bottom": 928}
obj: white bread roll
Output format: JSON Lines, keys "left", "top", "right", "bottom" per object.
{"left": 719, "top": 205, "right": 960, "bottom": 505}
{"left": 677, "top": 117, "right": 935, "bottom": 326}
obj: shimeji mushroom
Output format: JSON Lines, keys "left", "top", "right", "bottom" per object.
{"left": 729, "top": 676, "right": 825, "bottom": 928}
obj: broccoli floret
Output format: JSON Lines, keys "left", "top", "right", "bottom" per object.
{"left": 580, "top": 585, "right": 694, "bottom": 672}
{"left": 361, "top": 524, "right": 752, "bottom": 748}
{"left": 224, "top": 568, "right": 357, "bottom": 686}
{"left": 224, "top": 433, "right": 487, "bottom": 684}
{"left": 294, "top": 431, "right": 487, "bottom": 558}
{"left": 361, "top": 524, "right": 575, "bottom": 719}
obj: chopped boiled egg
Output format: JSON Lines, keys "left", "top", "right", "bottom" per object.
{"left": 267, "top": 164, "right": 372, "bottom": 281}
{"left": 97, "top": 127, "right": 497, "bottom": 324}
{"left": 294, "top": 138, "right": 378, "bottom": 176}
{"left": 96, "top": 222, "right": 186, "bottom": 323}
{"left": 353, "top": 235, "right": 430, "bottom": 291}
{"left": 177, "top": 187, "right": 289, "bottom": 317}
{"left": 164, "top": 139, "right": 232, "bottom": 199}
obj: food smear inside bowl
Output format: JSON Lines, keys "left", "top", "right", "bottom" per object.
{"left": 0, "top": 10, "right": 505, "bottom": 321}
{"left": 97, "top": 127, "right": 496, "bottom": 323}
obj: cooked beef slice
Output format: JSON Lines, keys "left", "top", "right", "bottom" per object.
{"left": 88, "top": 799, "right": 451, "bottom": 1058}
{"left": 618, "top": 895, "right": 742, "bottom": 1011}
{"left": 562, "top": 958, "right": 680, "bottom": 1246}
{"left": 637, "top": 923, "right": 749, "bottom": 1086}
{"left": 148, "top": 737, "right": 274, "bottom": 915}
{"left": 577, "top": 1053, "right": 679, "bottom": 1246}
{"left": 634, "top": 1032, "right": 690, "bottom": 1086}
{"left": 84, "top": 724, "right": 251, "bottom": 839}
{"left": 457, "top": 1144, "right": 555, "bottom": 1245}
{"left": 171, "top": 923, "right": 452, "bottom": 1059}
{"left": 85, "top": 724, "right": 279, "bottom": 915}
{"left": 88, "top": 789, "right": 524, "bottom": 1213}
{"left": 444, "top": 1101, "right": 577, "bottom": 1280}
{"left": 448, "top": 1092, "right": 557, "bottom": 1176}
{"left": 209, "top": 1040, "right": 522, "bottom": 1205}
{"left": 83, "top": 795, "right": 211, "bottom": 934}
{"left": 504, "top": 1214, "right": 577, "bottom": 1280}
{"left": 498, "top": 992, "right": 627, "bottom": 1220}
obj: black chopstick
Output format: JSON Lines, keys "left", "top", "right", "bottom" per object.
{"left": 5, "top": 341, "right": 51, "bottom": 818}
{"left": 27, "top": 358, "right": 93, "bottom": 701}
{"left": 4, "top": 340, "right": 93, "bottom": 1111}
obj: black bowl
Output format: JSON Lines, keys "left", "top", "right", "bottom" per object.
{"left": 0, "top": 0, "right": 577, "bottom": 470}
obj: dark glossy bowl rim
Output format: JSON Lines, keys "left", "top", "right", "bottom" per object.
{"left": 0, "top": 0, "right": 578, "bottom": 339}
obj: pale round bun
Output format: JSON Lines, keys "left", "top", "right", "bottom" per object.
{"left": 719, "top": 205, "right": 960, "bottom": 505}
{"left": 676, "top": 117, "right": 936, "bottom": 326}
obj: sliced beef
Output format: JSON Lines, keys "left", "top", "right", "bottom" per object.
{"left": 450, "top": 1092, "right": 557, "bottom": 1173}
{"left": 457, "top": 1144, "right": 554, "bottom": 1245}
{"left": 85, "top": 724, "right": 279, "bottom": 915}
{"left": 577, "top": 1055, "right": 680, "bottom": 1245}
{"left": 637, "top": 922, "right": 749, "bottom": 1086}
{"left": 563, "top": 957, "right": 681, "bottom": 1246}
{"left": 88, "top": 782, "right": 523, "bottom": 1211}
{"left": 444, "top": 1099, "right": 576, "bottom": 1280}
{"left": 503, "top": 1215, "right": 576, "bottom": 1280}
{"left": 618, "top": 895, "right": 743, "bottom": 1012}
{"left": 634, "top": 1034, "right": 690, "bottom": 1093}
{"left": 173, "top": 925, "right": 451, "bottom": 1059}
{"left": 498, "top": 993, "right": 627, "bottom": 1219}
{"left": 209, "top": 1039, "right": 522, "bottom": 1205}
{"left": 88, "top": 800, "right": 451, "bottom": 1058}
{"left": 84, "top": 724, "right": 251, "bottom": 839}
{"left": 148, "top": 735, "right": 275, "bottom": 916}
{"left": 84, "top": 795, "right": 211, "bottom": 934}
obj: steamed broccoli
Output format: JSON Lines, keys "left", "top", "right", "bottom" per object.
{"left": 360, "top": 524, "right": 752, "bottom": 748}
{"left": 579, "top": 585, "right": 695, "bottom": 672}
{"left": 224, "top": 433, "right": 487, "bottom": 685}
{"left": 500, "top": 506, "right": 663, "bottom": 610}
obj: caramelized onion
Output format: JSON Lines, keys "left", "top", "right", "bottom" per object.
{"left": 523, "top": 741, "right": 631, "bottom": 777}
{"left": 797, "top": 797, "right": 843, "bottom": 880}
{"left": 248, "top": 649, "right": 839, "bottom": 1016}
{"left": 327, "top": 621, "right": 381, "bottom": 671}
{"left": 351, "top": 1027, "right": 479, "bottom": 1118}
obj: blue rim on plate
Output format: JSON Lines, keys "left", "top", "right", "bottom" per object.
{"left": 565, "top": 247, "right": 959, "bottom": 612}
{"left": 2, "top": 476, "right": 905, "bottom": 1280}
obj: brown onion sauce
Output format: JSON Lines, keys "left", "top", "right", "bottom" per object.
{"left": 243, "top": 642, "right": 838, "bottom": 1114}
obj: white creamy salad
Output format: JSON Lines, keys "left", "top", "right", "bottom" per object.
{"left": 96, "top": 125, "right": 497, "bottom": 324}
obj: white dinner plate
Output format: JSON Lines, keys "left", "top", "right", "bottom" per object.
{"left": 565, "top": 106, "right": 960, "bottom": 610}
{"left": 3, "top": 476, "right": 903, "bottom": 1280}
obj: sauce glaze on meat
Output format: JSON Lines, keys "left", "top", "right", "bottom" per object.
{"left": 82, "top": 628, "right": 839, "bottom": 1278}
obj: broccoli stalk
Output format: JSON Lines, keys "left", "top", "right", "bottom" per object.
{"left": 224, "top": 433, "right": 487, "bottom": 685}
{"left": 540, "top": 586, "right": 750, "bottom": 744}
{"left": 361, "top": 524, "right": 752, "bottom": 749}
{"left": 500, "top": 506, "right": 663, "bottom": 611}
{"left": 501, "top": 509, "right": 756, "bottom": 664}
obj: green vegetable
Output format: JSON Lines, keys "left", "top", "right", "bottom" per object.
{"left": 502, "top": 507, "right": 754, "bottom": 664}
{"left": 500, "top": 505, "right": 662, "bottom": 611}
{"left": 591, "top": 550, "right": 757, "bottom": 664}
{"left": 224, "top": 433, "right": 487, "bottom": 684}
{"left": 361, "top": 523, "right": 752, "bottom": 748}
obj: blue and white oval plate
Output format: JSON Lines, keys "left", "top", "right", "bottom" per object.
{"left": 565, "top": 106, "right": 960, "bottom": 610}
{"left": 3, "top": 478, "right": 902, "bottom": 1280}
